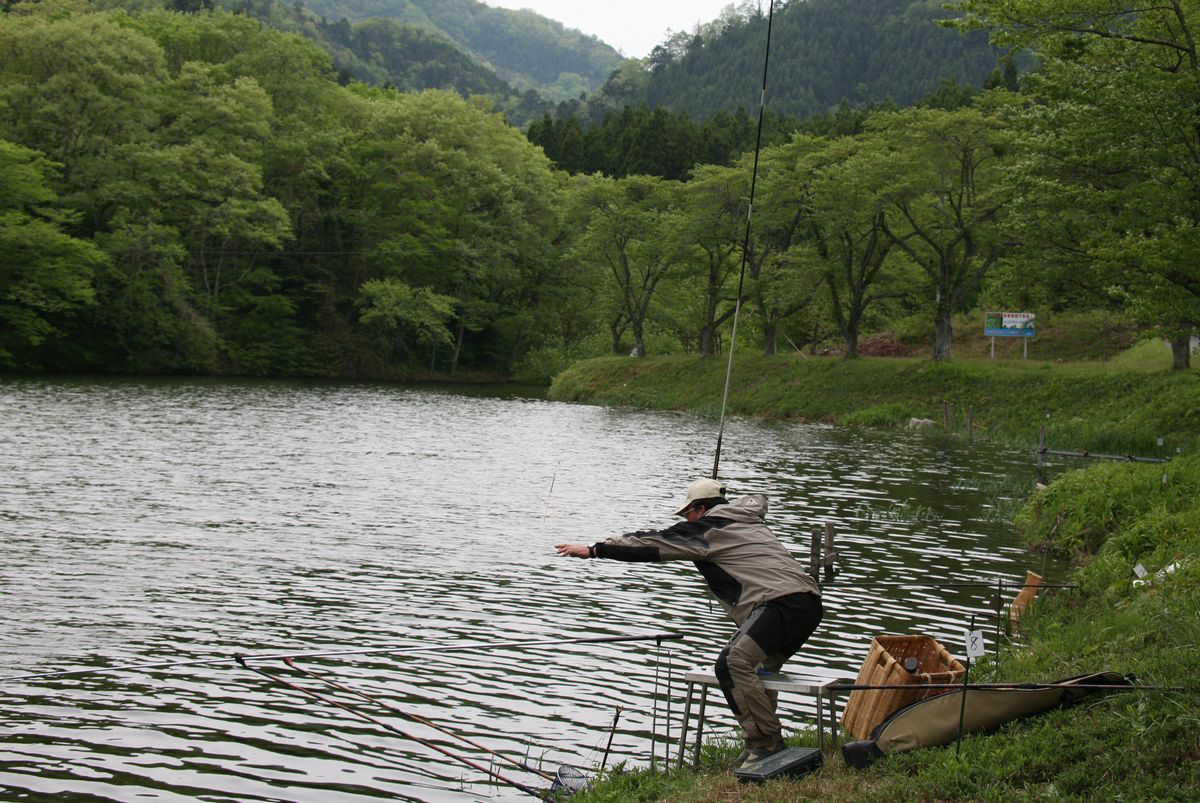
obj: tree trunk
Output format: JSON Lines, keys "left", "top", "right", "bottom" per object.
{"left": 932, "top": 308, "right": 953, "bottom": 362}
{"left": 1170, "top": 334, "right": 1192, "bottom": 370}
{"left": 843, "top": 329, "right": 859, "bottom": 359}
{"left": 451, "top": 318, "right": 465, "bottom": 375}
{"left": 762, "top": 322, "right": 777, "bottom": 356}
{"left": 631, "top": 320, "right": 647, "bottom": 357}
{"left": 609, "top": 320, "right": 624, "bottom": 354}
{"left": 699, "top": 325, "right": 716, "bottom": 357}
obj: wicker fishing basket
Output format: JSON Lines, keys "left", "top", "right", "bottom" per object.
{"left": 840, "top": 634, "right": 966, "bottom": 741}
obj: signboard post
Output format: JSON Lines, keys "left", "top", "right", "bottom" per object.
{"left": 984, "top": 312, "right": 1036, "bottom": 359}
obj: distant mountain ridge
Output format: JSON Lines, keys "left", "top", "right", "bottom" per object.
{"left": 216, "top": 0, "right": 1004, "bottom": 132}
{"left": 298, "top": 0, "right": 624, "bottom": 101}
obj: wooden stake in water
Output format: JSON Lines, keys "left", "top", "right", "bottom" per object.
{"left": 810, "top": 527, "right": 820, "bottom": 579}
{"left": 822, "top": 522, "right": 837, "bottom": 582}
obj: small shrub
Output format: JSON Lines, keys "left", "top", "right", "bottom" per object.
{"left": 857, "top": 333, "right": 920, "bottom": 357}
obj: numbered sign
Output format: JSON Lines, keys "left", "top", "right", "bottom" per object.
{"left": 964, "top": 629, "right": 986, "bottom": 659}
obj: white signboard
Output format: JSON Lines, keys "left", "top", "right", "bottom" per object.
{"left": 984, "top": 311, "right": 1036, "bottom": 337}
{"left": 964, "top": 629, "right": 986, "bottom": 659}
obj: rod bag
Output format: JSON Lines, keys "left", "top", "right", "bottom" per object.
{"left": 842, "top": 671, "right": 1131, "bottom": 768}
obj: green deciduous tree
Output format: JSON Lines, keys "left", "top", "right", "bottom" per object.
{"left": 951, "top": 0, "right": 1200, "bottom": 368}
{"left": 571, "top": 174, "right": 682, "bottom": 357}
{"left": 871, "top": 106, "right": 1012, "bottom": 360}
{"left": 357, "top": 278, "right": 456, "bottom": 369}
{"left": 786, "top": 134, "right": 919, "bottom": 357}
{"left": 0, "top": 140, "right": 105, "bottom": 366}
{"left": 740, "top": 139, "right": 826, "bottom": 355}
{"left": 671, "top": 164, "right": 746, "bottom": 356}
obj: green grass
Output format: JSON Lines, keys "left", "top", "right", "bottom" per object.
{"left": 932, "top": 308, "right": 1142, "bottom": 363}
{"left": 550, "top": 348, "right": 1200, "bottom": 455}
{"left": 552, "top": 343, "right": 1200, "bottom": 802}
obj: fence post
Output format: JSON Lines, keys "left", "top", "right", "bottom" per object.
{"left": 1037, "top": 427, "right": 1047, "bottom": 486}
{"left": 995, "top": 578, "right": 1004, "bottom": 645}
{"left": 810, "top": 527, "right": 820, "bottom": 579}
{"left": 967, "top": 406, "right": 974, "bottom": 445}
{"left": 823, "top": 522, "right": 837, "bottom": 582}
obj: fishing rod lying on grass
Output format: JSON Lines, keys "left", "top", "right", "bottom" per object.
{"left": 3, "top": 631, "right": 685, "bottom": 683}
{"left": 235, "top": 655, "right": 559, "bottom": 802}
{"left": 5, "top": 632, "right": 682, "bottom": 798}
{"left": 827, "top": 680, "right": 1188, "bottom": 693}
{"left": 281, "top": 657, "right": 557, "bottom": 783}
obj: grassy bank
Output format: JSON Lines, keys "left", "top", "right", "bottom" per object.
{"left": 549, "top": 343, "right": 1200, "bottom": 455}
{"left": 549, "top": 350, "right": 1199, "bottom": 801}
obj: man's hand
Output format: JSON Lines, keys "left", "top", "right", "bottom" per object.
{"left": 555, "top": 543, "right": 590, "bottom": 558}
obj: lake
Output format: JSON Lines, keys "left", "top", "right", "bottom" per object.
{"left": 0, "top": 377, "right": 1058, "bottom": 801}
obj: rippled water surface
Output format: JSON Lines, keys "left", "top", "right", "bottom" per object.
{"left": 0, "top": 377, "right": 1057, "bottom": 800}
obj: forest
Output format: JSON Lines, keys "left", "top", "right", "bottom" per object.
{"left": 1, "top": 0, "right": 1198, "bottom": 380}
{"left": 642, "top": 0, "right": 1004, "bottom": 119}
{"left": 295, "top": 0, "right": 622, "bottom": 102}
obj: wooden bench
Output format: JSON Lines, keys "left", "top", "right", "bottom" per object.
{"left": 676, "top": 666, "right": 852, "bottom": 768}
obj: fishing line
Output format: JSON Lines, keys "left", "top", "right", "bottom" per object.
{"left": 541, "top": 459, "right": 559, "bottom": 526}
{"left": 283, "top": 658, "right": 555, "bottom": 781}
{"left": 235, "top": 656, "right": 554, "bottom": 801}
{"left": 712, "top": 0, "right": 777, "bottom": 481}
{"left": 2, "top": 631, "right": 684, "bottom": 683}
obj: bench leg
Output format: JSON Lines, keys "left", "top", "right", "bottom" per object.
{"left": 676, "top": 681, "right": 694, "bottom": 769}
{"left": 692, "top": 685, "right": 709, "bottom": 769}
{"left": 817, "top": 688, "right": 825, "bottom": 752}
{"left": 825, "top": 688, "right": 840, "bottom": 750}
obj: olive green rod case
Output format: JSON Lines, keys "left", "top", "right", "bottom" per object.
{"left": 842, "top": 671, "right": 1131, "bottom": 768}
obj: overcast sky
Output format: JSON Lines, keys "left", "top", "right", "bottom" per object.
{"left": 485, "top": 1, "right": 741, "bottom": 59}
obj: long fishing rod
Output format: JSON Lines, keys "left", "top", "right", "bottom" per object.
{"left": 711, "top": 0, "right": 777, "bottom": 481}
{"left": 235, "top": 657, "right": 554, "bottom": 802}
{"left": 3, "top": 631, "right": 684, "bottom": 683}
{"left": 818, "top": 582, "right": 1076, "bottom": 589}
{"left": 283, "top": 658, "right": 555, "bottom": 781}
{"left": 826, "top": 682, "right": 1188, "bottom": 692}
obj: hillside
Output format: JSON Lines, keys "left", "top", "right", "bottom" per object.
{"left": 318, "top": 16, "right": 515, "bottom": 95}
{"left": 213, "top": 0, "right": 1004, "bottom": 138}
{"left": 642, "top": 0, "right": 1003, "bottom": 119}
{"left": 298, "top": 0, "right": 623, "bottom": 101}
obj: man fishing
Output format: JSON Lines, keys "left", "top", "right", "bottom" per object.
{"left": 554, "top": 478, "right": 822, "bottom": 768}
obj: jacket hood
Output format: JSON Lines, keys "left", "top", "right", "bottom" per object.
{"left": 707, "top": 494, "right": 768, "bottom": 522}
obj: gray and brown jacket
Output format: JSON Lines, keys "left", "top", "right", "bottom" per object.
{"left": 592, "top": 494, "right": 820, "bottom": 625}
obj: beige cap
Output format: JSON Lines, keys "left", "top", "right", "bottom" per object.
{"left": 674, "top": 478, "right": 728, "bottom": 517}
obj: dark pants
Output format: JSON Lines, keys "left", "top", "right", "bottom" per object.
{"left": 714, "top": 592, "right": 823, "bottom": 747}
